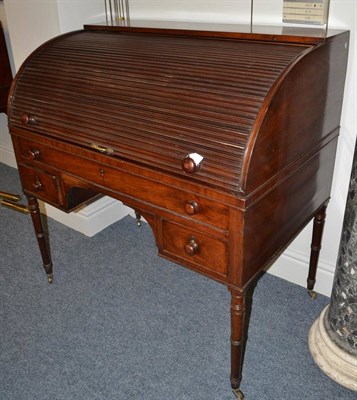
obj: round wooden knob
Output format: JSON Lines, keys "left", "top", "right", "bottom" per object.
{"left": 182, "top": 156, "right": 199, "bottom": 174}
{"left": 184, "top": 237, "right": 200, "bottom": 256}
{"left": 184, "top": 200, "right": 200, "bottom": 215}
{"left": 32, "top": 178, "right": 42, "bottom": 192}
{"left": 21, "top": 113, "right": 37, "bottom": 126}
{"left": 28, "top": 148, "right": 40, "bottom": 160}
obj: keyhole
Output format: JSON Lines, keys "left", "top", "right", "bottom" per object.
{"left": 100, "top": 169, "right": 105, "bottom": 177}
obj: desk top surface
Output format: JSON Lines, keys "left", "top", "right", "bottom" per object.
{"left": 84, "top": 19, "right": 347, "bottom": 44}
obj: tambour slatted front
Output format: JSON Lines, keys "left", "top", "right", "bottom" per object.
{"left": 8, "top": 22, "right": 349, "bottom": 398}
{"left": 10, "top": 30, "right": 312, "bottom": 193}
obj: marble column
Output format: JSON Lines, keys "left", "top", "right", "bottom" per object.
{"left": 309, "top": 142, "right": 357, "bottom": 391}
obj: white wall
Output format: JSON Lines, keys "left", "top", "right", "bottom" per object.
{"left": 57, "top": 0, "right": 104, "bottom": 33}
{"left": 4, "top": 0, "right": 61, "bottom": 70}
{"left": 130, "top": 0, "right": 252, "bottom": 23}
{"left": 0, "top": 0, "right": 61, "bottom": 166}
{"left": 0, "top": 2, "right": 15, "bottom": 166}
{"left": 0, "top": 0, "right": 356, "bottom": 295}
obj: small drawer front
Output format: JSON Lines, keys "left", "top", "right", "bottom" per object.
{"left": 17, "top": 138, "right": 43, "bottom": 163}
{"left": 161, "top": 220, "right": 228, "bottom": 277}
{"left": 18, "top": 165, "right": 62, "bottom": 206}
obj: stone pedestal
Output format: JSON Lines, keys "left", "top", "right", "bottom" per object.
{"left": 309, "top": 142, "right": 357, "bottom": 391}
{"left": 309, "top": 307, "right": 357, "bottom": 390}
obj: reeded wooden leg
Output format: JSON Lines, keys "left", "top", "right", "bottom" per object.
{"left": 229, "top": 287, "right": 247, "bottom": 399}
{"left": 27, "top": 196, "right": 53, "bottom": 283}
{"left": 307, "top": 204, "right": 327, "bottom": 299}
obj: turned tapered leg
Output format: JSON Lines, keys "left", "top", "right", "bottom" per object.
{"left": 229, "top": 287, "right": 247, "bottom": 399}
{"left": 27, "top": 196, "right": 53, "bottom": 283}
{"left": 307, "top": 204, "right": 327, "bottom": 299}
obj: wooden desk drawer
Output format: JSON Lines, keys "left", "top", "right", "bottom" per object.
{"left": 161, "top": 219, "right": 228, "bottom": 277}
{"left": 16, "top": 136, "right": 229, "bottom": 229}
{"left": 18, "top": 165, "right": 63, "bottom": 206}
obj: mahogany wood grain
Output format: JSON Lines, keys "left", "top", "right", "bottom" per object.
{"left": 8, "top": 23, "right": 350, "bottom": 397}
{"left": 242, "top": 32, "right": 349, "bottom": 193}
{"left": 84, "top": 19, "right": 346, "bottom": 44}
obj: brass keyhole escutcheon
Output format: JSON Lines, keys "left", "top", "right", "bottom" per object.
{"left": 100, "top": 169, "right": 105, "bottom": 177}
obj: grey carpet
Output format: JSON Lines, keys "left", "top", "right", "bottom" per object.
{"left": 0, "top": 163, "right": 355, "bottom": 400}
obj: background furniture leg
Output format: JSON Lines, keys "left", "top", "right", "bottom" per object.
{"left": 307, "top": 204, "right": 327, "bottom": 299}
{"left": 134, "top": 210, "right": 142, "bottom": 227}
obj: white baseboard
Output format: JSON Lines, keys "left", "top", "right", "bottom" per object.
{"left": 41, "top": 197, "right": 134, "bottom": 237}
{"left": 0, "top": 142, "right": 17, "bottom": 167}
{"left": 267, "top": 248, "right": 335, "bottom": 297}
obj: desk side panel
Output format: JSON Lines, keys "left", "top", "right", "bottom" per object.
{"left": 240, "top": 137, "right": 338, "bottom": 286}
{"left": 242, "top": 31, "right": 349, "bottom": 194}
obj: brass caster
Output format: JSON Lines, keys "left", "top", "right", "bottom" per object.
{"left": 308, "top": 290, "right": 317, "bottom": 300}
{"left": 232, "top": 388, "right": 244, "bottom": 399}
{"left": 47, "top": 274, "right": 53, "bottom": 284}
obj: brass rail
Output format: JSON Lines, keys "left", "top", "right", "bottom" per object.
{"left": 0, "top": 191, "right": 29, "bottom": 214}
{"left": 0, "top": 191, "right": 21, "bottom": 202}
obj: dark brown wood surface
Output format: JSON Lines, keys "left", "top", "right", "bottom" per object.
{"left": 10, "top": 30, "right": 313, "bottom": 194}
{"left": 8, "top": 23, "right": 350, "bottom": 398}
{"left": 84, "top": 19, "right": 347, "bottom": 44}
{"left": 0, "top": 21, "right": 12, "bottom": 114}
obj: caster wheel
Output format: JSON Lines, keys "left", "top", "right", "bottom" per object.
{"left": 134, "top": 211, "right": 142, "bottom": 227}
{"left": 47, "top": 274, "right": 53, "bottom": 284}
{"left": 232, "top": 388, "right": 244, "bottom": 399}
{"left": 308, "top": 290, "right": 317, "bottom": 300}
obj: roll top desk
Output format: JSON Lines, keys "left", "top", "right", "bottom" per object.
{"left": 7, "top": 21, "right": 349, "bottom": 398}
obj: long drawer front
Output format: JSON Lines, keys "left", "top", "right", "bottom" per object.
{"left": 15, "top": 135, "right": 230, "bottom": 230}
